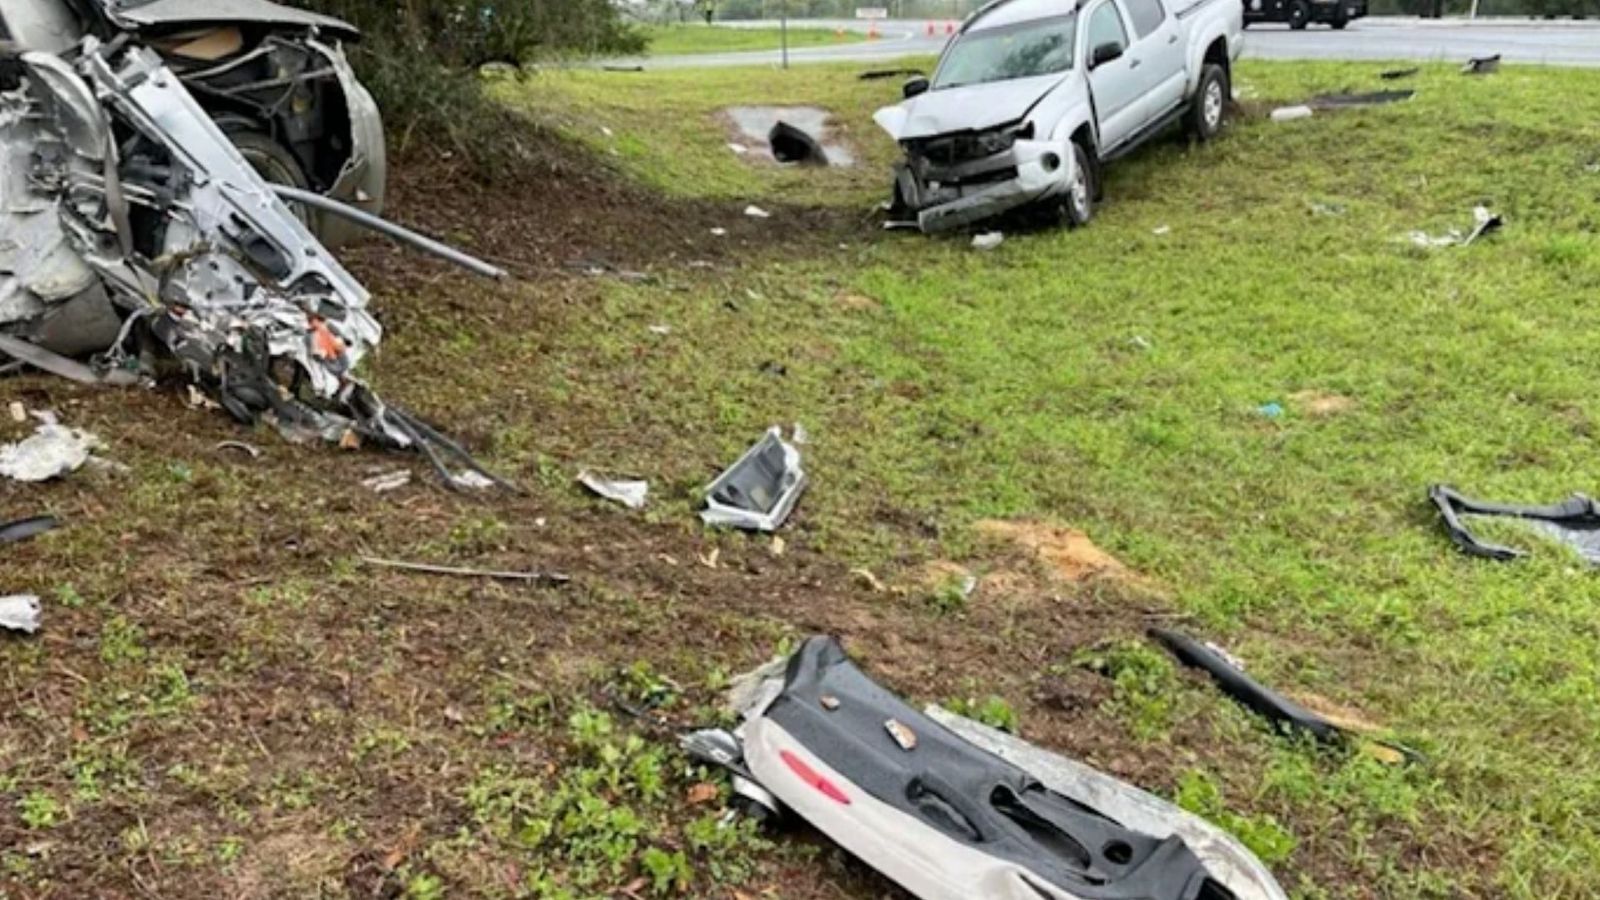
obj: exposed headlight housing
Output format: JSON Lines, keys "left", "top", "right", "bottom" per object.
{"left": 973, "top": 120, "right": 1035, "bottom": 156}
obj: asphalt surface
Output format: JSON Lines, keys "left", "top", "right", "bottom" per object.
{"left": 604, "top": 17, "right": 1600, "bottom": 69}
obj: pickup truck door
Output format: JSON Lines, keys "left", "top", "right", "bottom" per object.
{"left": 1118, "top": 0, "right": 1188, "bottom": 117}
{"left": 1083, "top": 0, "right": 1142, "bottom": 153}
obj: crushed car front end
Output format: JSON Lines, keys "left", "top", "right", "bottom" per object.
{"left": 891, "top": 121, "right": 1077, "bottom": 233}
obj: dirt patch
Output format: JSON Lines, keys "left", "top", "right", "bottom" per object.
{"left": 975, "top": 519, "right": 1133, "bottom": 584}
{"left": 1290, "top": 390, "right": 1357, "bottom": 418}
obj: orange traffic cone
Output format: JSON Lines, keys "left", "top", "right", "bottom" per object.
{"left": 945, "top": 20, "right": 957, "bottom": 34}
{"left": 868, "top": 23, "right": 880, "bottom": 39}
{"left": 835, "top": 27, "right": 846, "bottom": 38}
{"left": 925, "top": 20, "right": 935, "bottom": 35}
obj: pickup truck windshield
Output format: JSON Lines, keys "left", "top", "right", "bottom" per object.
{"left": 932, "top": 15, "right": 1078, "bottom": 90}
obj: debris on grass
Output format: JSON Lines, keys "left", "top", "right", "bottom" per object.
{"left": 1270, "top": 105, "right": 1313, "bottom": 123}
{"left": 215, "top": 440, "right": 263, "bottom": 459}
{"left": 1257, "top": 402, "right": 1285, "bottom": 419}
{"left": 858, "top": 67, "right": 924, "bottom": 80}
{"left": 1407, "top": 206, "right": 1502, "bottom": 248}
{"left": 700, "top": 426, "right": 808, "bottom": 532}
{"left": 971, "top": 231, "right": 1004, "bottom": 251}
{"left": 7, "top": 402, "right": 24, "bottom": 423}
{"left": 1462, "top": 54, "right": 1501, "bottom": 75}
{"left": 744, "top": 205, "right": 772, "bottom": 219}
{"left": 0, "top": 424, "right": 100, "bottom": 483}
{"left": 359, "top": 557, "right": 570, "bottom": 584}
{"left": 1152, "top": 225, "right": 1172, "bottom": 236}
{"left": 1429, "top": 484, "right": 1600, "bottom": 565}
{"left": 851, "top": 568, "right": 887, "bottom": 592}
{"left": 0, "top": 595, "right": 42, "bottom": 634}
{"left": 1308, "top": 90, "right": 1415, "bottom": 110}
{"left": 976, "top": 519, "right": 1130, "bottom": 583}
{"left": 0, "top": 515, "right": 58, "bottom": 546}
{"left": 578, "top": 471, "right": 650, "bottom": 509}
{"left": 1380, "top": 66, "right": 1421, "bottom": 80}
{"left": 362, "top": 470, "right": 413, "bottom": 493}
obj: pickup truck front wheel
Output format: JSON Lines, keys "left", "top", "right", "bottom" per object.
{"left": 1186, "top": 64, "right": 1229, "bottom": 142}
{"left": 1063, "top": 141, "right": 1094, "bottom": 227}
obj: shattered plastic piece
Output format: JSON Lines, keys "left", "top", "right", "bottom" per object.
{"left": 971, "top": 231, "right": 1004, "bottom": 251}
{"left": 1465, "top": 206, "right": 1503, "bottom": 245}
{"left": 1150, "top": 628, "right": 1421, "bottom": 765}
{"left": 820, "top": 695, "right": 841, "bottom": 711}
{"left": 680, "top": 728, "right": 782, "bottom": 820}
{"left": 7, "top": 403, "right": 25, "bottom": 423}
{"left": 450, "top": 471, "right": 496, "bottom": 491}
{"left": 1257, "top": 402, "right": 1284, "bottom": 419}
{"left": 700, "top": 427, "right": 808, "bottom": 532}
{"left": 929, "top": 707, "right": 1291, "bottom": 900}
{"left": 1380, "top": 66, "right": 1421, "bottom": 80}
{"left": 0, "top": 595, "right": 42, "bottom": 634}
{"left": 1462, "top": 54, "right": 1501, "bottom": 75}
{"left": 215, "top": 441, "right": 262, "bottom": 459}
{"left": 360, "top": 557, "right": 570, "bottom": 585}
{"left": 729, "top": 636, "right": 1280, "bottom": 900}
{"left": 710, "top": 227, "right": 728, "bottom": 237}
{"left": 0, "top": 424, "right": 98, "bottom": 482}
{"left": 362, "top": 470, "right": 413, "bottom": 493}
{"left": 883, "top": 718, "right": 917, "bottom": 751}
{"left": 647, "top": 324, "right": 672, "bottom": 336}
{"left": 791, "top": 422, "right": 810, "bottom": 445}
{"left": 728, "top": 142, "right": 750, "bottom": 155}
{"left": 0, "top": 515, "right": 59, "bottom": 545}
{"left": 1152, "top": 225, "right": 1172, "bottom": 236}
{"left": 744, "top": 205, "right": 772, "bottom": 219}
{"left": 1429, "top": 484, "right": 1600, "bottom": 565}
{"left": 578, "top": 471, "right": 649, "bottom": 510}
{"left": 1269, "top": 105, "right": 1313, "bottom": 122}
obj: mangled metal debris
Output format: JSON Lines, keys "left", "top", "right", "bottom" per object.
{"left": 1429, "top": 484, "right": 1600, "bottom": 565}
{"left": 0, "top": 422, "right": 99, "bottom": 482}
{"left": 0, "top": 594, "right": 42, "bottom": 634}
{"left": 1463, "top": 54, "right": 1501, "bottom": 76}
{"left": 1270, "top": 105, "right": 1314, "bottom": 123}
{"left": 1380, "top": 67, "right": 1420, "bottom": 81}
{"left": 359, "top": 556, "right": 570, "bottom": 585}
{"left": 578, "top": 471, "right": 649, "bottom": 510}
{"left": 362, "top": 469, "right": 412, "bottom": 493}
{"left": 1150, "top": 628, "right": 1420, "bottom": 765}
{"left": 700, "top": 426, "right": 807, "bottom": 532}
{"left": 1406, "top": 206, "right": 1502, "bottom": 248}
{"left": 693, "top": 636, "right": 1290, "bottom": 900}
{"left": 0, "top": 37, "right": 506, "bottom": 487}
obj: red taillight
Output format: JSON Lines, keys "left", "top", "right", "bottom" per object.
{"left": 780, "top": 750, "right": 851, "bottom": 805}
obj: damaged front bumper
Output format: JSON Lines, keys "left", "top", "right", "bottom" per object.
{"left": 894, "top": 138, "right": 1075, "bottom": 234}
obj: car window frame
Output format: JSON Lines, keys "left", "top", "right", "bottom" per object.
{"left": 1120, "top": 0, "right": 1168, "bottom": 39}
{"left": 1081, "top": 0, "right": 1131, "bottom": 62}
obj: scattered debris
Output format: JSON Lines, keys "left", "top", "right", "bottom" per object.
{"left": 1152, "top": 225, "right": 1172, "bottom": 236}
{"left": 7, "top": 402, "right": 24, "bottom": 423}
{"left": 744, "top": 205, "right": 772, "bottom": 219}
{"left": 769, "top": 120, "right": 829, "bottom": 166}
{"left": 578, "top": 471, "right": 649, "bottom": 510}
{"left": 0, "top": 595, "right": 42, "bottom": 634}
{"left": 728, "top": 142, "right": 750, "bottom": 155}
{"left": 1308, "top": 90, "right": 1415, "bottom": 110}
{"left": 679, "top": 728, "right": 781, "bottom": 821}
{"left": 701, "top": 637, "right": 1289, "bottom": 899}
{"left": 602, "top": 64, "right": 645, "bottom": 73}
{"left": 1310, "top": 201, "right": 1347, "bottom": 217}
{"left": 710, "top": 227, "right": 728, "bottom": 237}
{"left": 1463, "top": 54, "right": 1501, "bottom": 76}
{"left": 1270, "top": 105, "right": 1314, "bottom": 123}
{"left": 0, "top": 424, "right": 99, "bottom": 482}
{"left": 1407, "top": 206, "right": 1502, "bottom": 248}
{"left": 858, "top": 67, "right": 924, "bottom": 80}
{"left": 1429, "top": 484, "right": 1600, "bottom": 564}
{"left": 1150, "top": 628, "right": 1420, "bottom": 765}
{"left": 215, "top": 441, "right": 263, "bottom": 459}
{"left": 647, "top": 324, "right": 673, "bottom": 336}
{"left": 1257, "top": 401, "right": 1285, "bottom": 419}
{"left": 449, "top": 471, "right": 497, "bottom": 491}
{"left": 701, "top": 427, "right": 808, "bottom": 532}
{"left": 359, "top": 557, "right": 570, "bottom": 585}
{"left": 1380, "top": 66, "right": 1421, "bottom": 80}
{"left": 362, "top": 470, "right": 413, "bottom": 493}
{"left": 769, "top": 535, "right": 787, "bottom": 557}
{"left": 929, "top": 705, "right": 1292, "bottom": 900}
{"left": 976, "top": 519, "right": 1129, "bottom": 583}
{"left": 970, "top": 231, "right": 1005, "bottom": 251}
{"left": 0, "top": 515, "right": 59, "bottom": 546}
{"left": 850, "top": 568, "right": 887, "bottom": 592}
{"left": 791, "top": 422, "right": 810, "bottom": 445}
{"left": 1130, "top": 335, "right": 1154, "bottom": 351}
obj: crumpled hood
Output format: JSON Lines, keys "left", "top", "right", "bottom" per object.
{"left": 875, "top": 72, "right": 1068, "bottom": 141}
{"left": 104, "top": 0, "right": 360, "bottom": 39}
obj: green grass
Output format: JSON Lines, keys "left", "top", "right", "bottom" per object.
{"left": 501, "top": 60, "right": 1600, "bottom": 897}
{"left": 636, "top": 23, "right": 864, "bottom": 56}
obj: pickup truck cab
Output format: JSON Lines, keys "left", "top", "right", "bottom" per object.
{"left": 874, "top": 0, "right": 1243, "bottom": 233}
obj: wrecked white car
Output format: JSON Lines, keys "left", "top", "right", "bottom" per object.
{"left": 875, "top": 0, "right": 1243, "bottom": 233}
{"left": 1, "top": 0, "right": 385, "bottom": 246}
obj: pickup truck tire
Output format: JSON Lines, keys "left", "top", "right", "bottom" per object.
{"left": 1063, "top": 141, "right": 1094, "bottom": 227}
{"left": 1186, "top": 64, "right": 1229, "bottom": 142}
{"left": 1288, "top": 0, "right": 1311, "bottom": 28}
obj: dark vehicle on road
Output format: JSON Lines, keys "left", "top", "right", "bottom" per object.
{"left": 1242, "top": 0, "right": 1366, "bottom": 29}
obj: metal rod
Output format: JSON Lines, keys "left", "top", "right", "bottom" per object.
{"left": 360, "top": 556, "right": 569, "bottom": 584}
{"left": 269, "top": 185, "right": 508, "bottom": 280}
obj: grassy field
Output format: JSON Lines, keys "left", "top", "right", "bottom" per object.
{"left": 635, "top": 23, "right": 864, "bottom": 56}
{"left": 5, "top": 58, "right": 1600, "bottom": 899}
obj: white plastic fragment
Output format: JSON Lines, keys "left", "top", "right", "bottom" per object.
{"left": 0, "top": 595, "right": 41, "bottom": 634}
{"left": 700, "top": 426, "right": 808, "bottom": 532}
{"left": 450, "top": 471, "right": 496, "bottom": 491}
{"left": 578, "top": 471, "right": 649, "bottom": 510}
{"left": 971, "top": 232, "right": 1004, "bottom": 251}
{"left": 744, "top": 205, "right": 772, "bottom": 219}
{"left": 728, "top": 143, "right": 749, "bottom": 155}
{"left": 0, "top": 424, "right": 99, "bottom": 482}
{"left": 7, "top": 402, "right": 24, "bottom": 423}
{"left": 363, "top": 470, "right": 413, "bottom": 493}
{"left": 1270, "top": 105, "right": 1314, "bottom": 122}
{"left": 1152, "top": 225, "right": 1171, "bottom": 236}
{"left": 648, "top": 324, "right": 673, "bottom": 336}
{"left": 710, "top": 227, "right": 728, "bottom": 237}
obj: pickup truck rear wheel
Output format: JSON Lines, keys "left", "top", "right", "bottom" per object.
{"left": 1186, "top": 64, "right": 1229, "bottom": 142}
{"left": 1288, "top": 0, "right": 1311, "bottom": 28}
{"left": 1063, "top": 141, "right": 1094, "bottom": 228}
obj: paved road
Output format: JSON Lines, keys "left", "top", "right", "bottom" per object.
{"left": 602, "top": 16, "right": 1600, "bottom": 69}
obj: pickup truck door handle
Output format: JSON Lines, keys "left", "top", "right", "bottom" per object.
{"left": 1129, "top": 58, "right": 1142, "bottom": 69}
{"left": 1168, "top": 33, "right": 1179, "bottom": 43}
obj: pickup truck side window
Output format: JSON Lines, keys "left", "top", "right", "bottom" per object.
{"left": 1084, "top": 2, "right": 1129, "bottom": 54}
{"left": 1122, "top": 0, "right": 1167, "bottom": 38}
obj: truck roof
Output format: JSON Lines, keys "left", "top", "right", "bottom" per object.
{"left": 966, "top": 0, "right": 1079, "bottom": 32}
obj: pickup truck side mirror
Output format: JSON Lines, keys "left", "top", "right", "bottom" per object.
{"left": 1090, "top": 41, "right": 1124, "bottom": 70}
{"left": 903, "top": 75, "right": 931, "bottom": 99}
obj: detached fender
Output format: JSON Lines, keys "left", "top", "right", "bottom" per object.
{"left": 874, "top": 104, "right": 909, "bottom": 141}
{"left": 306, "top": 38, "right": 387, "bottom": 243}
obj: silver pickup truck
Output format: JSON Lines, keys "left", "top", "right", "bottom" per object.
{"left": 875, "top": 0, "right": 1244, "bottom": 233}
